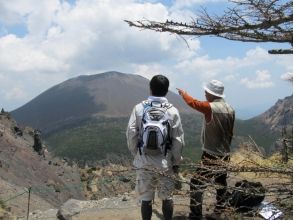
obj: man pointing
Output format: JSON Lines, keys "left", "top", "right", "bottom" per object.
{"left": 177, "top": 80, "right": 235, "bottom": 219}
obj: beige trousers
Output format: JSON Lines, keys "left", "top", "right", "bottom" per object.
{"left": 135, "top": 168, "right": 175, "bottom": 201}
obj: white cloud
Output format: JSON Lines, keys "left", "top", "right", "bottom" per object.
{"left": 173, "top": 54, "right": 246, "bottom": 81}
{"left": 281, "top": 72, "right": 293, "bottom": 82}
{"left": 0, "top": 4, "right": 20, "bottom": 25}
{"left": 4, "top": 86, "right": 28, "bottom": 101}
{"left": 0, "top": 0, "right": 202, "bottom": 110}
{"left": 175, "top": 55, "right": 225, "bottom": 79}
{"left": 224, "top": 74, "right": 236, "bottom": 81}
{"left": 274, "top": 55, "right": 293, "bottom": 73}
{"left": 243, "top": 47, "right": 271, "bottom": 64}
{"left": 0, "top": 0, "right": 292, "bottom": 114}
{"left": 172, "top": 47, "right": 291, "bottom": 82}
{"left": 240, "top": 70, "right": 274, "bottom": 89}
{"left": 0, "top": 0, "right": 200, "bottom": 75}
{"left": 172, "top": 0, "right": 225, "bottom": 9}
{"left": 134, "top": 62, "right": 172, "bottom": 81}
{"left": 0, "top": 34, "right": 69, "bottom": 73}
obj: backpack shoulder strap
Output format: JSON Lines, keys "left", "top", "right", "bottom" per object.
{"left": 142, "top": 100, "right": 150, "bottom": 106}
{"left": 162, "top": 102, "right": 173, "bottom": 109}
{"left": 142, "top": 100, "right": 152, "bottom": 110}
{"left": 142, "top": 100, "right": 172, "bottom": 108}
{"left": 137, "top": 100, "right": 151, "bottom": 156}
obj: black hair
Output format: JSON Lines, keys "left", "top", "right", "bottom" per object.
{"left": 149, "top": 75, "right": 169, "bottom": 97}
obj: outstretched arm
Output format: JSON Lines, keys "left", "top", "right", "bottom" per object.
{"left": 177, "top": 88, "right": 212, "bottom": 122}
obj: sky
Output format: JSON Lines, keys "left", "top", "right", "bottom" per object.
{"left": 0, "top": 0, "right": 292, "bottom": 119}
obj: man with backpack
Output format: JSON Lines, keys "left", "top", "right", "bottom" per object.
{"left": 177, "top": 80, "right": 235, "bottom": 219}
{"left": 127, "top": 75, "right": 184, "bottom": 220}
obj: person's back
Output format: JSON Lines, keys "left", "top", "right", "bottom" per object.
{"left": 126, "top": 75, "right": 184, "bottom": 220}
{"left": 202, "top": 98, "right": 235, "bottom": 156}
{"left": 129, "top": 98, "right": 183, "bottom": 169}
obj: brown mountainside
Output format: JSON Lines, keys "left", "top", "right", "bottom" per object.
{"left": 251, "top": 95, "right": 293, "bottom": 134}
{"left": 0, "top": 112, "right": 84, "bottom": 216}
{"left": 11, "top": 71, "right": 192, "bottom": 134}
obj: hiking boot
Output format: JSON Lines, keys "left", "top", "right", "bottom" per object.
{"left": 162, "top": 199, "right": 173, "bottom": 220}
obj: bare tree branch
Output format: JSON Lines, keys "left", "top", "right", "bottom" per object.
{"left": 269, "top": 49, "right": 293, "bottom": 54}
{"left": 125, "top": 0, "right": 293, "bottom": 54}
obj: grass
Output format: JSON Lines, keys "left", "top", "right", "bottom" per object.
{"left": 0, "top": 199, "right": 5, "bottom": 209}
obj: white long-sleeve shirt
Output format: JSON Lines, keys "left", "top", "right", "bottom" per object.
{"left": 126, "top": 96, "right": 184, "bottom": 170}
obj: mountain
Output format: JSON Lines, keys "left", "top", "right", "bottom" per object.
{"left": 233, "top": 95, "right": 293, "bottom": 154}
{"left": 0, "top": 111, "right": 84, "bottom": 216}
{"left": 10, "top": 71, "right": 289, "bottom": 162}
{"left": 251, "top": 95, "right": 293, "bottom": 134}
{"left": 11, "top": 71, "right": 192, "bottom": 134}
{"left": 10, "top": 71, "right": 201, "bottom": 163}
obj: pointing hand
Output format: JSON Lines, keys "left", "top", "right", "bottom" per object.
{"left": 176, "top": 88, "right": 186, "bottom": 96}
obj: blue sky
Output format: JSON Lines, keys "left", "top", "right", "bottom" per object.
{"left": 0, "top": 0, "right": 292, "bottom": 119}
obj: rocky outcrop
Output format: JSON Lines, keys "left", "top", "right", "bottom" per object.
{"left": 253, "top": 95, "right": 293, "bottom": 133}
{"left": 0, "top": 113, "right": 84, "bottom": 216}
{"left": 80, "top": 164, "right": 135, "bottom": 200}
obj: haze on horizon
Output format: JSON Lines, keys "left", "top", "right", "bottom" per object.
{"left": 0, "top": 0, "right": 292, "bottom": 119}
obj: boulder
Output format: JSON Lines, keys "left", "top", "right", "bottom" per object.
{"left": 57, "top": 199, "right": 82, "bottom": 220}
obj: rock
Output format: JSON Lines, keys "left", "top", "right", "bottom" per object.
{"left": 25, "top": 209, "right": 58, "bottom": 220}
{"left": 53, "top": 162, "right": 60, "bottom": 166}
{"left": 93, "top": 169, "right": 103, "bottom": 177}
{"left": 87, "top": 179, "right": 98, "bottom": 192}
{"left": 0, "top": 114, "right": 84, "bottom": 218}
{"left": 0, "top": 209, "right": 12, "bottom": 220}
{"left": 57, "top": 199, "right": 82, "bottom": 220}
{"left": 80, "top": 171, "right": 89, "bottom": 182}
{"left": 13, "top": 126, "right": 23, "bottom": 136}
{"left": 119, "top": 176, "right": 131, "bottom": 183}
{"left": 106, "top": 170, "right": 113, "bottom": 176}
{"left": 46, "top": 179, "right": 55, "bottom": 187}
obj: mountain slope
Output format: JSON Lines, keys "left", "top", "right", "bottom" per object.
{"left": 0, "top": 112, "right": 84, "bottom": 215}
{"left": 11, "top": 71, "right": 199, "bottom": 162}
{"left": 251, "top": 95, "right": 293, "bottom": 133}
{"left": 233, "top": 95, "right": 293, "bottom": 154}
{"left": 11, "top": 71, "right": 192, "bottom": 134}
{"left": 10, "top": 72, "right": 289, "bottom": 162}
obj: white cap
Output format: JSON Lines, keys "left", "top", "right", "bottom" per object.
{"left": 203, "top": 80, "right": 225, "bottom": 98}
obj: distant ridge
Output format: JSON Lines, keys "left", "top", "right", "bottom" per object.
{"left": 251, "top": 95, "right": 293, "bottom": 133}
{"left": 11, "top": 71, "right": 192, "bottom": 133}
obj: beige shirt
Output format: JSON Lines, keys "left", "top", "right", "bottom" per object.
{"left": 126, "top": 96, "right": 184, "bottom": 170}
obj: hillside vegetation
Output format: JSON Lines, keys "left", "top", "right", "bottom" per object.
{"left": 45, "top": 114, "right": 204, "bottom": 163}
{"left": 44, "top": 113, "right": 278, "bottom": 163}
{"left": 11, "top": 72, "right": 289, "bottom": 163}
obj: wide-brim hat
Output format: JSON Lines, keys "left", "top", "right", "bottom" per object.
{"left": 203, "top": 80, "right": 225, "bottom": 98}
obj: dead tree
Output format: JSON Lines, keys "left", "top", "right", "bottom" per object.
{"left": 80, "top": 147, "right": 292, "bottom": 218}
{"left": 281, "top": 107, "right": 293, "bottom": 163}
{"left": 125, "top": 0, "right": 293, "bottom": 54}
